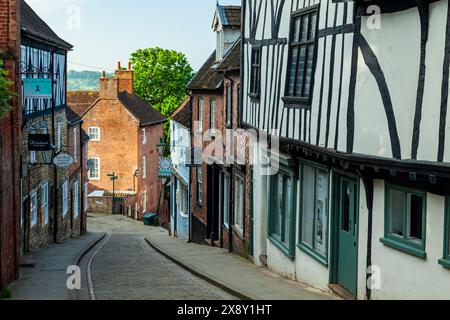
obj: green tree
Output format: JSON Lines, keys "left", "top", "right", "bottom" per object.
{"left": 0, "top": 61, "right": 13, "bottom": 118}
{"left": 130, "top": 47, "right": 194, "bottom": 152}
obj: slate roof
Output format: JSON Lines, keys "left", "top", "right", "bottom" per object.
{"left": 21, "top": 0, "right": 73, "bottom": 49}
{"left": 218, "top": 5, "right": 241, "bottom": 27}
{"left": 81, "top": 129, "right": 90, "bottom": 144}
{"left": 66, "top": 106, "right": 83, "bottom": 125}
{"left": 216, "top": 39, "right": 241, "bottom": 72}
{"left": 67, "top": 91, "right": 99, "bottom": 116}
{"left": 172, "top": 97, "right": 191, "bottom": 129}
{"left": 186, "top": 50, "right": 223, "bottom": 91}
{"left": 117, "top": 91, "right": 167, "bottom": 127}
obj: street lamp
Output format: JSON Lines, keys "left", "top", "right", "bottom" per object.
{"left": 107, "top": 172, "right": 119, "bottom": 215}
{"left": 157, "top": 137, "right": 166, "bottom": 157}
{"left": 42, "top": 144, "right": 55, "bottom": 165}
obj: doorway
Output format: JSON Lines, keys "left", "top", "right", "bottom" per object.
{"left": 331, "top": 173, "right": 359, "bottom": 298}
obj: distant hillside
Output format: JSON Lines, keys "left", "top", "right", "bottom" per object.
{"left": 68, "top": 70, "right": 112, "bottom": 91}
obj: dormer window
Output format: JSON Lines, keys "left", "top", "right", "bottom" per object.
{"left": 216, "top": 30, "right": 225, "bottom": 61}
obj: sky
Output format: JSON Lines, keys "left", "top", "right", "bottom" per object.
{"left": 26, "top": 0, "right": 241, "bottom": 72}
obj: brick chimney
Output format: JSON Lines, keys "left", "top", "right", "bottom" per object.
{"left": 114, "top": 61, "right": 134, "bottom": 95}
{"left": 99, "top": 71, "right": 118, "bottom": 100}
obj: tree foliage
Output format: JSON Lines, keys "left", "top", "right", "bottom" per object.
{"left": 0, "top": 61, "right": 13, "bottom": 118}
{"left": 130, "top": 47, "right": 194, "bottom": 117}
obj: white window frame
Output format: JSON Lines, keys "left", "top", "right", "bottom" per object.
{"left": 223, "top": 173, "right": 230, "bottom": 228}
{"left": 88, "top": 127, "right": 100, "bottom": 142}
{"left": 62, "top": 180, "right": 68, "bottom": 216}
{"left": 142, "top": 191, "right": 147, "bottom": 213}
{"left": 73, "top": 181, "right": 79, "bottom": 218}
{"left": 57, "top": 122, "right": 62, "bottom": 151}
{"left": 84, "top": 182, "right": 88, "bottom": 212}
{"left": 73, "top": 127, "right": 78, "bottom": 163}
{"left": 30, "top": 189, "right": 38, "bottom": 227}
{"left": 142, "top": 156, "right": 147, "bottom": 179}
{"left": 198, "top": 97, "right": 204, "bottom": 133}
{"left": 142, "top": 128, "right": 147, "bottom": 144}
{"left": 30, "top": 150, "right": 37, "bottom": 164}
{"left": 234, "top": 175, "right": 245, "bottom": 235}
{"left": 89, "top": 157, "right": 100, "bottom": 180}
{"left": 41, "top": 182, "right": 49, "bottom": 225}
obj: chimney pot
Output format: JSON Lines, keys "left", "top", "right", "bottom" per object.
{"left": 128, "top": 62, "right": 132, "bottom": 71}
{"left": 118, "top": 61, "right": 121, "bottom": 70}
{"left": 102, "top": 70, "right": 106, "bottom": 78}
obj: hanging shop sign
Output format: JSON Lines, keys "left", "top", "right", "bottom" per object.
{"left": 158, "top": 157, "right": 172, "bottom": 178}
{"left": 53, "top": 153, "right": 74, "bottom": 168}
{"left": 23, "top": 78, "right": 52, "bottom": 99}
{"left": 28, "top": 134, "right": 51, "bottom": 151}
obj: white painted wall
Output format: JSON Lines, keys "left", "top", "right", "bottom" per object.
{"left": 371, "top": 180, "right": 450, "bottom": 300}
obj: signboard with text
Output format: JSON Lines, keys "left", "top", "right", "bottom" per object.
{"left": 28, "top": 134, "right": 51, "bottom": 151}
{"left": 158, "top": 157, "right": 172, "bottom": 178}
{"left": 53, "top": 154, "right": 74, "bottom": 168}
{"left": 23, "top": 78, "right": 52, "bottom": 99}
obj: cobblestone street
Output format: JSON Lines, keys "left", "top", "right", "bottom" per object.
{"left": 77, "top": 214, "right": 236, "bottom": 300}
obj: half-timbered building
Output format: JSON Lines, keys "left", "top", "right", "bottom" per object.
{"left": 242, "top": 0, "right": 450, "bottom": 299}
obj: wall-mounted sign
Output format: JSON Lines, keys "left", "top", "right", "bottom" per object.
{"left": 23, "top": 78, "right": 52, "bottom": 99}
{"left": 28, "top": 134, "right": 51, "bottom": 151}
{"left": 30, "top": 121, "right": 49, "bottom": 130}
{"left": 158, "top": 157, "right": 172, "bottom": 178}
{"left": 53, "top": 153, "right": 74, "bottom": 168}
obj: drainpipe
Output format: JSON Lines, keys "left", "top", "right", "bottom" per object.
{"left": 239, "top": 0, "right": 246, "bottom": 128}
{"left": 51, "top": 48, "right": 59, "bottom": 244}
{"left": 357, "top": 169, "right": 374, "bottom": 300}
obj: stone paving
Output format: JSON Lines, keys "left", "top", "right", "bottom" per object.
{"left": 79, "top": 213, "right": 235, "bottom": 300}
{"left": 7, "top": 231, "right": 105, "bottom": 300}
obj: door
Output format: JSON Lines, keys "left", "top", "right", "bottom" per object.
{"left": 336, "top": 175, "right": 358, "bottom": 296}
{"left": 206, "top": 165, "right": 220, "bottom": 241}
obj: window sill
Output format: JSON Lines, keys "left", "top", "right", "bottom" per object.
{"left": 282, "top": 96, "right": 312, "bottom": 109}
{"left": 297, "top": 243, "right": 328, "bottom": 267}
{"left": 269, "top": 235, "right": 294, "bottom": 260}
{"left": 439, "top": 258, "right": 450, "bottom": 270}
{"left": 380, "top": 237, "right": 426, "bottom": 259}
{"left": 233, "top": 225, "right": 244, "bottom": 238}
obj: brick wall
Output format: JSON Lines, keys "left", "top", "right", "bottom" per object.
{"left": 0, "top": 0, "right": 21, "bottom": 290}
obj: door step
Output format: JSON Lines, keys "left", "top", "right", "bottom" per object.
{"left": 328, "top": 284, "right": 355, "bottom": 300}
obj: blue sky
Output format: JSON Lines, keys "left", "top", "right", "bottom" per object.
{"left": 26, "top": 0, "right": 241, "bottom": 72}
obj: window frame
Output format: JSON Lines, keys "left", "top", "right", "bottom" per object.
{"left": 197, "top": 167, "right": 203, "bottom": 206}
{"left": 222, "top": 172, "right": 231, "bottom": 229}
{"left": 380, "top": 184, "right": 427, "bottom": 259}
{"left": 57, "top": 122, "right": 62, "bottom": 151}
{"left": 439, "top": 198, "right": 450, "bottom": 269}
{"left": 89, "top": 157, "right": 100, "bottom": 180}
{"left": 142, "top": 191, "right": 147, "bottom": 213}
{"left": 62, "top": 180, "right": 68, "bottom": 217}
{"left": 226, "top": 84, "right": 232, "bottom": 128}
{"left": 283, "top": 5, "right": 319, "bottom": 109}
{"left": 234, "top": 173, "right": 245, "bottom": 236}
{"left": 30, "top": 189, "right": 38, "bottom": 227}
{"left": 198, "top": 97, "right": 204, "bottom": 133}
{"left": 84, "top": 182, "right": 88, "bottom": 212}
{"left": 298, "top": 161, "right": 330, "bottom": 266}
{"left": 142, "top": 128, "right": 147, "bottom": 145}
{"left": 73, "top": 127, "right": 78, "bottom": 163}
{"left": 249, "top": 47, "right": 261, "bottom": 99}
{"left": 142, "top": 156, "right": 147, "bottom": 179}
{"left": 73, "top": 180, "right": 79, "bottom": 218}
{"left": 88, "top": 127, "right": 100, "bottom": 142}
{"left": 210, "top": 97, "right": 216, "bottom": 131}
{"left": 41, "top": 182, "right": 49, "bottom": 225}
{"left": 268, "top": 164, "right": 297, "bottom": 259}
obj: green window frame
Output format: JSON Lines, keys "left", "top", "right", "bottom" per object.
{"left": 439, "top": 199, "right": 450, "bottom": 269}
{"left": 380, "top": 184, "right": 427, "bottom": 259}
{"left": 268, "top": 165, "right": 297, "bottom": 258}
{"left": 298, "top": 162, "right": 329, "bottom": 266}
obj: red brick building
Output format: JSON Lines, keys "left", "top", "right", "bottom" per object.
{"left": 72, "top": 64, "right": 166, "bottom": 221}
{"left": 0, "top": 0, "right": 21, "bottom": 290}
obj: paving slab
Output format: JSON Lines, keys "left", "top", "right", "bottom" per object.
{"left": 146, "top": 227, "right": 339, "bottom": 300}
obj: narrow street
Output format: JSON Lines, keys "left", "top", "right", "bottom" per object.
{"left": 76, "top": 214, "right": 236, "bottom": 300}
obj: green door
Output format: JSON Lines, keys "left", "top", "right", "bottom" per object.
{"left": 337, "top": 176, "right": 358, "bottom": 296}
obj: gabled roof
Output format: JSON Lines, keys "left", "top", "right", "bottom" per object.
{"left": 216, "top": 39, "right": 240, "bottom": 72}
{"left": 21, "top": 0, "right": 73, "bottom": 50}
{"left": 117, "top": 91, "right": 167, "bottom": 127}
{"left": 66, "top": 106, "right": 83, "bottom": 125}
{"left": 216, "top": 5, "right": 241, "bottom": 27}
{"left": 67, "top": 91, "right": 99, "bottom": 117}
{"left": 172, "top": 97, "right": 191, "bottom": 129}
{"left": 186, "top": 50, "right": 223, "bottom": 91}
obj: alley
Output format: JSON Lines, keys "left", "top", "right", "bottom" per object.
{"left": 76, "top": 214, "right": 236, "bottom": 300}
